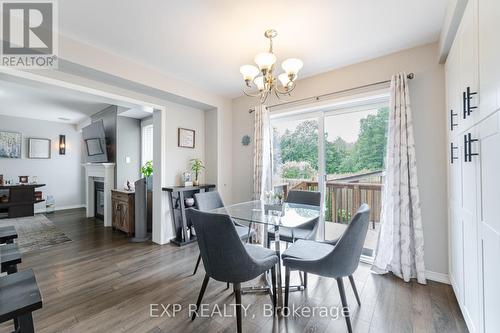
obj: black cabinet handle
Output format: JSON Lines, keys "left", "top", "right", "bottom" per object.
{"left": 450, "top": 143, "right": 458, "bottom": 164}
{"left": 465, "top": 87, "right": 478, "bottom": 117}
{"left": 450, "top": 110, "right": 458, "bottom": 130}
{"left": 464, "top": 133, "right": 479, "bottom": 162}
{"left": 463, "top": 91, "right": 467, "bottom": 119}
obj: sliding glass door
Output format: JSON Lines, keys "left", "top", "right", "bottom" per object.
{"left": 271, "top": 97, "right": 389, "bottom": 260}
{"left": 271, "top": 116, "right": 319, "bottom": 196}
{"left": 323, "top": 105, "right": 388, "bottom": 259}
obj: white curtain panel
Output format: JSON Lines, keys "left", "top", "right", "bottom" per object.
{"left": 253, "top": 105, "right": 273, "bottom": 244}
{"left": 372, "top": 73, "right": 427, "bottom": 284}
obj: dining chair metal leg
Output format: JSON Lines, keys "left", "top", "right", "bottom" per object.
{"left": 337, "top": 277, "right": 352, "bottom": 333}
{"left": 234, "top": 283, "right": 242, "bottom": 333}
{"left": 271, "top": 267, "right": 277, "bottom": 309}
{"left": 284, "top": 267, "right": 290, "bottom": 314}
{"left": 193, "top": 254, "right": 201, "bottom": 275}
{"left": 191, "top": 274, "right": 210, "bottom": 321}
{"left": 348, "top": 275, "right": 361, "bottom": 306}
{"left": 247, "top": 222, "right": 253, "bottom": 242}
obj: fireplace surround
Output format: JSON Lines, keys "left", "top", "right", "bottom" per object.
{"left": 82, "top": 163, "right": 115, "bottom": 226}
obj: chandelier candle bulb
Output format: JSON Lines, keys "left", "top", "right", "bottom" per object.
{"left": 240, "top": 65, "right": 260, "bottom": 84}
{"left": 254, "top": 52, "right": 277, "bottom": 72}
{"left": 278, "top": 73, "right": 291, "bottom": 88}
{"left": 254, "top": 76, "right": 265, "bottom": 91}
{"left": 282, "top": 58, "right": 303, "bottom": 76}
{"left": 241, "top": 29, "right": 302, "bottom": 103}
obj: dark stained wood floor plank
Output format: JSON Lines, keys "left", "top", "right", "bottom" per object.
{"left": 0, "top": 209, "right": 467, "bottom": 333}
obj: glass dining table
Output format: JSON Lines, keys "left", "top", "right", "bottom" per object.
{"left": 210, "top": 200, "right": 321, "bottom": 310}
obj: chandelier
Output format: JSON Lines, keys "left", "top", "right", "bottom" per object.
{"left": 239, "top": 29, "right": 303, "bottom": 104}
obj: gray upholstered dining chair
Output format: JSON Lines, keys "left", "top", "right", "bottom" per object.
{"left": 281, "top": 204, "right": 370, "bottom": 333}
{"left": 192, "top": 191, "right": 255, "bottom": 275}
{"left": 267, "top": 190, "right": 321, "bottom": 243}
{"left": 267, "top": 190, "right": 321, "bottom": 287}
{"left": 186, "top": 208, "right": 278, "bottom": 333}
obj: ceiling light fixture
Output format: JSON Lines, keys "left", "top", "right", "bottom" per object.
{"left": 240, "top": 29, "right": 303, "bottom": 104}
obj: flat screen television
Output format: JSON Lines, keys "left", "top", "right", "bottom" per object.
{"left": 82, "top": 120, "right": 108, "bottom": 163}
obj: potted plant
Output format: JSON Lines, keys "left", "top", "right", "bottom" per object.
{"left": 190, "top": 158, "right": 205, "bottom": 186}
{"left": 140, "top": 160, "right": 153, "bottom": 190}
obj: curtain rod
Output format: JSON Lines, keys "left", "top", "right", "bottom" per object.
{"left": 248, "top": 72, "right": 414, "bottom": 113}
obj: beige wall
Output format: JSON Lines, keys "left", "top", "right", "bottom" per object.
{"left": 231, "top": 42, "right": 448, "bottom": 277}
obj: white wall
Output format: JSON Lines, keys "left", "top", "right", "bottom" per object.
{"left": 164, "top": 102, "right": 206, "bottom": 186}
{"left": 151, "top": 103, "right": 208, "bottom": 245}
{"left": 0, "top": 115, "right": 85, "bottom": 211}
{"left": 230, "top": 43, "right": 448, "bottom": 277}
{"left": 116, "top": 116, "right": 141, "bottom": 188}
{"left": 204, "top": 108, "right": 218, "bottom": 185}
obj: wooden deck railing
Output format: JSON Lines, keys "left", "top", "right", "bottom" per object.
{"left": 275, "top": 180, "right": 382, "bottom": 227}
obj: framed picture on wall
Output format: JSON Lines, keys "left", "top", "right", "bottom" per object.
{"left": 28, "top": 138, "right": 51, "bottom": 159}
{"left": 178, "top": 128, "right": 195, "bottom": 148}
{"left": 0, "top": 130, "right": 22, "bottom": 158}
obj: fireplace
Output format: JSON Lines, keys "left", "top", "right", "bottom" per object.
{"left": 82, "top": 163, "right": 115, "bottom": 227}
{"left": 94, "top": 181, "right": 104, "bottom": 220}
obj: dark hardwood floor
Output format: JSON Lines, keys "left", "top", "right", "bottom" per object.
{"left": 0, "top": 209, "right": 467, "bottom": 333}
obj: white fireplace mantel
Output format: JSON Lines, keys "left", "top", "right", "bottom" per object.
{"left": 82, "top": 163, "right": 115, "bottom": 227}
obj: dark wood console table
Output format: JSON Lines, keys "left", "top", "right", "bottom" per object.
{"left": 163, "top": 184, "right": 215, "bottom": 246}
{"left": 0, "top": 184, "right": 46, "bottom": 219}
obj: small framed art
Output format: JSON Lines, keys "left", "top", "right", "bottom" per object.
{"left": 178, "top": 128, "right": 195, "bottom": 149}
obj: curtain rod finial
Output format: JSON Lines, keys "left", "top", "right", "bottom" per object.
{"left": 407, "top": 73, "right": 415, "bottom": 79}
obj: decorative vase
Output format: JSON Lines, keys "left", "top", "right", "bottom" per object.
{"left": 193, "top": 179, "right": 199, "bottom": 186}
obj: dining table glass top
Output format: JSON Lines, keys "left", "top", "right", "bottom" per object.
{"left": 210, "top": 200, "right": 320, "bottom": 228}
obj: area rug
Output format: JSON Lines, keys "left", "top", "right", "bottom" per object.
{"left": 0, "top": 214, "right": 71, "bottom": 253}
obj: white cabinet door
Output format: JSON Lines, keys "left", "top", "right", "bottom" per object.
{"left": 460, "top": 125, "right": 481, "bottom": 332}
{"left": 448, "top": 119, "right": 463, "bottom": 303}
{"left": 479, "top": 0, "right": 500, "bottom": 118}
{"left": 450, "top": 206, "right": 464, "bottom": 303}
{"left": 459, "top": 0, "right": 479, "bottom": 128}
{"left": 447, "top": 40, "right": 462, "bottom": 140}
{"left": 477, "top": 111, "right": 500, "bottom": 333}
{"left": 446, "top": 40, "right": 465, "bottom": 305}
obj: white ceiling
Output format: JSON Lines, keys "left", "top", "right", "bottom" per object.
{"left": 0, "top": 75, "right": 148, "bottom": 124}
{"left": 59, "top": 0, "right": 448, "bottom": 98}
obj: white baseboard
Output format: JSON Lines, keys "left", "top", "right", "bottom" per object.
{"left": 425, "top": 270, "right": 450, "bottom": 284}
{"left": 35, "top": 204, "right": 86, "bottom": 214}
